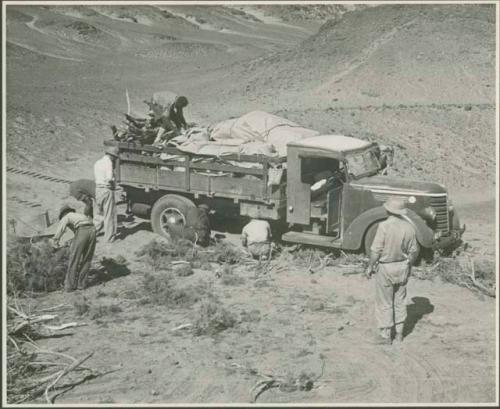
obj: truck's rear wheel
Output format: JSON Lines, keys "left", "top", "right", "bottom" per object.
{"left": 151, "top": 194, "right": 196, "bottom": 239}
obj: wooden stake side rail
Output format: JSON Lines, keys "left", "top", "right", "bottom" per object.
{"left": 110, "top": 140, "right": 286, "bottom": 205}
{"left": 119, "top": 151, "right": 267, "bottom": 176}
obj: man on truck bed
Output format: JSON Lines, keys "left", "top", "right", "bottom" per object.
{"left": 151, "top": 92, "right": 189, "bottom": 130}
{"left": 365, "top": 197, "right": 419, "bottom": 345}
{"left": 167, "top": 96, "right": 189, "bottom": 131}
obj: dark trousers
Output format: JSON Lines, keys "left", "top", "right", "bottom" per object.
{"left": 66, "top": 225, "right": 96, "bottom": 291}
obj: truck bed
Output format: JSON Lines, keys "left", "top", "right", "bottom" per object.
{"left": 105, "top": 140, "right": 288, "bottom": 218}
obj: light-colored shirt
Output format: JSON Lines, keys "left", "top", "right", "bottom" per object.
{"left": 94, "top": 155, "right": 114, "bottom": 189}
{"left": 370, "top": 215, "right": 419, "bottom": 263}
{"left": 242, "top": 219, "right": 271, "bottom": 246}
{"left": 53, "top": 212, "right": 93, "bottom": 242}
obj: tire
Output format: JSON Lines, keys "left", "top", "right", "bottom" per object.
{"left": 363, "top": 222, "right": 380, "bottom": 256}
{"left": 150, "top": 194, "right": 196, "bottom": 239}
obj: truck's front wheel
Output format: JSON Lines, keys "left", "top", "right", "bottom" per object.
{"left": 151, "top": 194, "right": 196, "bottom": 239}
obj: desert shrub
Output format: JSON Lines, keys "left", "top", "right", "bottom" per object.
{"left": 192, "top": 298, "right": 237, "bottom": 336}
{"left": 135, "top": 239, "right": 173, "bottom": 271}
{"left": 6, "top": 348, "right": 41, "bottom": 403}
{"left": 88, "top": 304, "right": 122, "bottom": 320}
{"left": 73, "top": 296, "right": 122, "bottom": 319}
{"left": 289, "top": 247, "right": 330, "bottom": 268}
{"left": 211, "top": 242, "right": 245, "bottom": 265}
{"left": 136, "top": 239, "right": 198, "bottom": 270}
{"left": 413, "top": 256, "right": 496, "bottom": 296}
{"left": 173, "top": 263, "right": 193, "bottom": 277}
{"left": 240, "top": 309, "right": 261, "bottom": 323}
{"left": 142, "top": 272, "right": 211, "bottom": 308}
{"left": 279, "top": 371, "right": 316, "bottom": 392}
{"left": 7, "top": 239, "right": 69, "bottom": 295}
{"left": 219, "top": 264, "right": 245, "bottom": 286}
{"left": 73, "top": 297, "right": 91, "bottom": 316}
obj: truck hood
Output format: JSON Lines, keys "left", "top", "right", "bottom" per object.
{"left": 350, "top": 175, "right": 447, "bottom": 195}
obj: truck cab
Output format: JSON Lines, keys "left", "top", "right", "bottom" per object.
{"left": 282, "top": 135, "right": 464, "bottom": 252}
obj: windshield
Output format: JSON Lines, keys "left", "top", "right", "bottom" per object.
{"left": 346, "top": 149, "right": 380, "bottom": 179}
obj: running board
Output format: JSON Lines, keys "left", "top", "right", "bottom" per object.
{"left": 281, "top": 231, "right": 342, "bottom": 248}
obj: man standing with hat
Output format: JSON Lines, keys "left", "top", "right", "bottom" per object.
{"left": 365, "top": 197, "right": 419, "bottom": 345}
{"left": 94, "top": 146, "right": 119, "bottom": 242}
{"left": 52, "top": 204, "right": 96, "bottom": 292}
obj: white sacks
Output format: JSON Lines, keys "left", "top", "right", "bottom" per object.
{"left": 210, "top": 111, "right": 319, "bottom": 157}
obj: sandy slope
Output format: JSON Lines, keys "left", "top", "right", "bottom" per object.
{"left": 4, "top": 4, "right": 497, "bottom": 404}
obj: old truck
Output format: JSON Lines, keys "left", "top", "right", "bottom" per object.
{"left": 104, "top": 134, "right": 464, "bottom": 253}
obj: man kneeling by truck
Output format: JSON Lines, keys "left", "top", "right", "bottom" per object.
{"left": 241, "top": 219, "right": 272, "bottom": 261}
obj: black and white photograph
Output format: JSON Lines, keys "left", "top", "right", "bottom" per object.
{"left": 2, "top": 0, "right": 498, "bottom": 406}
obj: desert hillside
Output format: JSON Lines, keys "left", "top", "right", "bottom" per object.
{"left": 210, "top": 4, "right": 496, "bottom": 192}
{"left": 6, "top": 4, "right": 496, "bottom": 195}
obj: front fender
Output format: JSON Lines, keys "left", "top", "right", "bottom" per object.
{"left": 343, "top": 206, "right": 387, "bottom": 250}
{"left": 342, "top": 206, "right": 435, "bottom": 250}
{"left": 401, "top": 209, "right": 434, "bottom": 248}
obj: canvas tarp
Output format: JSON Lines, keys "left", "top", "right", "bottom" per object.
{"left": 209, "top": 111, "right": 320, "bottom": 157}
{"left": 176, "top": 140, "right": 277, "bottom": 158}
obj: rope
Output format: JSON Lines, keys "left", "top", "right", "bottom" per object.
{"left": 6, "top": 167, "right": 71, "bottom": 184}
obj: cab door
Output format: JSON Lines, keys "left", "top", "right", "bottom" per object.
{"left": 326, "top": 162, "right": 346, "bottom": 234}
{"left": 286, "top": 147, "right": 311, "bottom": 225}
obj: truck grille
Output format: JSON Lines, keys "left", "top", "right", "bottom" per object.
{"left": 430, "top": 195, "right": 449, "bottom": 234}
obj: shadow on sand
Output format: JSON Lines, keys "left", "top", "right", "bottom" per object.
{"left": 88, "top": 257, "right": 131, "bottom": 287}
{"left": 404, "top": 296, "right": 434, "bottom": 337}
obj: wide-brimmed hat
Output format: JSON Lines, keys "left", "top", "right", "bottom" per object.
{"left": 105, "top": 146, "right": 120, "bottom": 158}
{"left": 58, "top": 204, "right": 75, "bottom": 220}
{"left": 383, "top": 197, "right": 407, "bottom": 215}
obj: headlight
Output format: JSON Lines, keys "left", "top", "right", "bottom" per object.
{"left": 408, "top": 196, "right": 416, "bottom": 204}
{"left": 422, "top": 206, "right": 436, "bottom": 221}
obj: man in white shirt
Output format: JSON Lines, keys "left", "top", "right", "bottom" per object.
{"left": 94, "top": 146, "right": 119, "bottom": 242}
{"left": 52, "top": 204, "right": 96, "bottom": 291}
{"left": 241, "top": 219, "right": 272, "bottom": 261}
